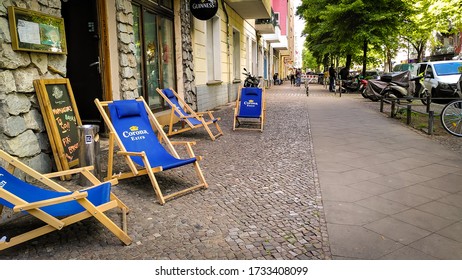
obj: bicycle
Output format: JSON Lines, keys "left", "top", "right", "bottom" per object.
{"left": 440, "top": 74, "right": 462, "bottom": 137}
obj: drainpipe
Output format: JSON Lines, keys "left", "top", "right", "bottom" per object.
{"left": 221, "top": 0, "right": 231, "bottom": 102}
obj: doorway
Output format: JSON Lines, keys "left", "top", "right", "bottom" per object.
{"left": 62, "top": 0, "right": 104, "bottom": 125}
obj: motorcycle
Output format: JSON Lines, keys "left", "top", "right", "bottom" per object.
{"left": 243, "top": 68, "right": 260, "bottom": 87}
{"left": 340, "top": 75, "right": 361, "bottom": 92}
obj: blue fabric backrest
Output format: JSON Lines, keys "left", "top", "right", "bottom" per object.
{"left": 238, "top": 87, "right": 263, "bottom": 118}
{"left": 0, "top": 167, "right": 110, "bottom": 216}
{"left": 108, "top": 100, "right": 196, "bottom": 170}
{"left": 162, "top": 89, "right": 202, "bottom": 126}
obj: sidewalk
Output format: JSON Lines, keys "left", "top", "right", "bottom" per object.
{"left": 306, "top": 84, "right": 462, "bottom": 259}
{"left": 2, "top": 82, "right": 462, "bottom": 260}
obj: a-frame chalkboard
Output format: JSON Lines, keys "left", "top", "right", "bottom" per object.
{"left": 34, "top": 79, "right": 82, "bottom": 177}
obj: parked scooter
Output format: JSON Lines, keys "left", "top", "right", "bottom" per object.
{"left": 364, "top": 71, "right": 428, "bottom": 103}
{"left": 381, "top": 75, "right": 429, "bottom": 104}
{"left": 243, "top": 68, "right": 260, "bottom": 87}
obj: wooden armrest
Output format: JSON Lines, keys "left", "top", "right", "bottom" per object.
{"left": 117, "top": 151, "right": 145, "bottom": 157}
{"left": 13, "top": 191, "right": 88, "bottom": 212}
{"left": 170, "top": 141, "right": 196, "bottom": 146}
{"left": 43, "top": 166, "right": 95, "bottom": 179}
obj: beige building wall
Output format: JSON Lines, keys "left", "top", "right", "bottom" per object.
{"left": 288, "top": 0, "right": 295, "bottom": 69}
{"left": 191, "top": 3, "right": 258, "bottom": 110}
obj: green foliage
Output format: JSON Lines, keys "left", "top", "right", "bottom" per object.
{"left": 297, "top": 0, "right": 462, "bottom": 64}
{"left": 302, "top": 45, "right": 319, "bottom": 71}
{"left": 297, "top": 0, "right": 413, "bottom": 71}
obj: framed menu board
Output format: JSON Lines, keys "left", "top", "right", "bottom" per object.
{"left": 34, "top": 79, "right": 82, "bottom": 176}
{"left": 8, "top": 6, "right": 67, "bottom": 54}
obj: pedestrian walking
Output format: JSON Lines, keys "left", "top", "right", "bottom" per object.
{"left": 289, "top": 69, "right": 295, "bottom": 86}
{"left": 328, "top": 64, "right": 336, "bottom": 92}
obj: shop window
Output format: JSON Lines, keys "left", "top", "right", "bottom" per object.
{"left": 160, "top": 0, "right": 173, "bottom": 10}
{"left": 233, "top": 29, "right": 240, "bottom": 81}
{"left": 132, "top": 2, "right": 175, "bottom": 110}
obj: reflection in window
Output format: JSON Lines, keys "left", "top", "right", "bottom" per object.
{"left": 143, "top": 10, "right": 160, "bottom": 106}
{"left": 160, "top": 18, "right": 174, "bottom": 89}
{"left": 132, "top": 2, "right": 175, "bottom": 110}
{"left": 160, "top": 0, "right": 173, "bottom": 10}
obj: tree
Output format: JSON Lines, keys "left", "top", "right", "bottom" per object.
{"left": 302, "top": 44, "right": 319, "bottom": 71}
{"left": 297, "top": 0, "right": 412, "bottom": 75}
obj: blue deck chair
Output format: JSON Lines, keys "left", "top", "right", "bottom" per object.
{"left": 233, "top": 87, "right": 266, "bottom": 132}
{"left": 156, "top": 88, "right": 223, "bottom": 140}
{"left": 95, "top": 97, "right": 208, "bottom": 205}
{"left": 0, "top": 149, "right": 131, "bottom": 251}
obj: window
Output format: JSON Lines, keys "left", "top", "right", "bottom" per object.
{"left": 206, "top": 16, "right": 221, "bottom": 81}
{"left": 132, "top": 2, "right": 175, "bottom": 110}
{"left": 274, "top": 12, "right": 280, "bottom": 26}
{"left": 246, "top": 36, "right": 251, "bottom": 71}
{"left": 425, "top": 65, "right": 434, "bottom": 78}
{"left": 233, "top": 29, "right": 240, "bottom": 80}
{"left": 252, "top": 40, "right": 257, "bottom": 75}
{"left": 160, "top": 0, "right": 173, "bottom": 10}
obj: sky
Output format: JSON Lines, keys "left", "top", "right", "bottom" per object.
{"left": 293, "top": 0, "right": 305, "bottom": 68}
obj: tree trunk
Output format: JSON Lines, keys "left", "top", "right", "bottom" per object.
{"left": 323, "top": 53, "right": 329, "bottom": 71}
{"left": 362, "top": 40, "right": 368, "bottom": 77}
{"left": 345, "top": 54, "right": 352, "bottom": 70}
{"left": 385, "top": 48, "right": 392, "bottom": 72}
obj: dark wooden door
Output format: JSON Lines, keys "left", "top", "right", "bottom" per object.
{"left": 62, "top": 0, "right": 102, "bottom": 125}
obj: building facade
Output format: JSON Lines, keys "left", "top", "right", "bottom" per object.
{"left": 0, "top": 0, "right": 293, "bottom": 173}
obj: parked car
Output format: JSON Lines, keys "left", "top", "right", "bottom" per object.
{"left": 392, "top": 63, "right": 418, "bottom": 76}
{"left": 418, "top": 60, "right": 462, "bottom": 104}
{"left": 362, "top": 70, "right": 380, "bottom": 80}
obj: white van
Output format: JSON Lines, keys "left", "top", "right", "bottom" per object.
{"left": 417, "top": 60, "right": 462, "bottom": 104}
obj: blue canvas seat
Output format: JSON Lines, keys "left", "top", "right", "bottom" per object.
{"left": 0, "top": 149, "right": 131, "bottom": 251}
{"left": 95, "top": 97, "right": 208, "bottom": 205}
{"left": 156, "top": 88, "right": 223, "bottom": 140}
{"left": 233, "top": 87, "right": 266, "bottom": 132}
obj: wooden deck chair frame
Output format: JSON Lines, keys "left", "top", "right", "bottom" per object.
{"left": 233, "top": 87, "right": 267, "bottom": 132}
{"left": 94, "top": 96, "right": 208, "bottom": 205}
{"left": 156, "top": 88, "right": 223, "bottom": 140}
{"left": 0, "top": 149, "right": 131, "bottom": 251}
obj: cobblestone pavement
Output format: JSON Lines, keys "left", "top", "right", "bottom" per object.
{"left": 1, "top": 84, "right": 331, "bottom": 260}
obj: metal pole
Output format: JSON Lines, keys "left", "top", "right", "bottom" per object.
{"left": 428, "top": 111, "right": 434, "bottom": 135}
{"left": 339, "top": 80, "right": 342, "bottom": 97}
{"left": 426, "top": 95, "right": 431, "bottom": 113}
{"left": 407, "top": 104, "right": 411, "bottom": 125}
{"left": 380, "top": 97, "right": 384, "bottom": 112}
{"left": 391, "top": 100, "right": 396, "bottom": 118}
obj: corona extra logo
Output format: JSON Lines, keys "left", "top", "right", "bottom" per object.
{"left": 244, "top": 99, "right": 258, "bottom": 107}
{"left": 122, "top": 126, "right": 149, "bottom": 140}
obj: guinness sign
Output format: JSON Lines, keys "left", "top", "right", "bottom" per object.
{"left": 190, "top": 0, "right": 218, "bottom": 21}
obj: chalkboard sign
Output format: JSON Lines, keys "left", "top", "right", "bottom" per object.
{"left": 34, "top": 79, "right": 82, "bottom": 176}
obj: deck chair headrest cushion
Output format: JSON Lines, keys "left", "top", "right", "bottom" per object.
{"left": 242, "top": 88, "right": 262, "bottom": 96}
{"left": 114, "top": 100, "right": 141, "bottom": 119}
{"left": 163, "top": 88, "right": 175, "bottom": 99}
